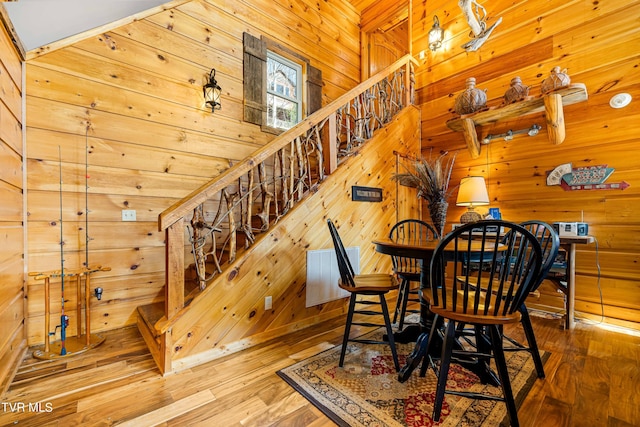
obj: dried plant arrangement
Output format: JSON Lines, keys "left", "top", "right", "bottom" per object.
{"left": 393, "top": 151, "right": 457, "bottom": 236}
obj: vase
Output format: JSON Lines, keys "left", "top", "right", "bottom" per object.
{"left": 541, "top": 66, "right": 571, "bottom": 94}
{"left": 428, "top": 199, "right": 448, "bottom": 238}
{"left": 454, "top": 77, "right": 487, "bottom": 115}
{"left": 504, "top": 76, "right": 530, "bottom": 104}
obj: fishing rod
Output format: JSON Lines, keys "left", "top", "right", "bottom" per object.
{"left": 85, "top": 126, "right": 90, "bottom": 268}
{"left": 58, "top": 146, "right": 68, "bottom": 356}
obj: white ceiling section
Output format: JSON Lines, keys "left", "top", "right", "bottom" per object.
{"left": 4, "top": 0, "right": 167, "bottom": 51}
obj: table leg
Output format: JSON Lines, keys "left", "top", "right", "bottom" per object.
{"left": 565, "top": 243, "right": 576, "bottom": 330}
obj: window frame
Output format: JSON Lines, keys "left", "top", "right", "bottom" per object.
{"left": 266, "top": 50, "right": 303, "bottom": 131}
{"left": 242, "top": 32, "right": 322, "bottom": 135}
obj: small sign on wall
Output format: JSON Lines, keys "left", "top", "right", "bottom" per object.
{"left": 547, "top": 162, "right": 629, "bottom": 191}
{"left": 352, "top": 186, "right": 383, "bottom": 202}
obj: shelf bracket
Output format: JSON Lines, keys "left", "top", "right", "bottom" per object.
{"left": 460, "top": 118, "right": 480, "bottom": 158}
{"left": 544, "top": 93, "right": 565, "bottom": 145}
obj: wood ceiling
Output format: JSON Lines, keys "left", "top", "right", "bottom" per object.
{"left": 348, "top": 0, "right": 380, "bottom": 13}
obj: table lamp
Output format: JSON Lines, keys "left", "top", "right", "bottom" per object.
{"left": 456, "top": 176, "right": 489, "bottom": 223}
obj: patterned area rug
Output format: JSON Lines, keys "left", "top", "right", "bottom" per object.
{"left": 277, "top": 328, "right": 547, "bottom": 427}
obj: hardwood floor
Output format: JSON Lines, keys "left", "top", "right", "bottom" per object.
{"left": 2, "top": 312, "right": 639, "bottom": 426}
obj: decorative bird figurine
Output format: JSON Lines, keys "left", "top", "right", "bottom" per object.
{"left": 458, "top": 0, "right": 502, "bottom": 51}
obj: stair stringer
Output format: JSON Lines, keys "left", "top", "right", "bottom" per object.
{"left": 142, "top": 105, "right": 422, "bottom": 374}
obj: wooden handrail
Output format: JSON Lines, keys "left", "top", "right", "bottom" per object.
{"left": 158, "top": 54, "right": 417, "bottom": 231}
{"left": 152, "top": 54, "right": 417, "bottom": 336}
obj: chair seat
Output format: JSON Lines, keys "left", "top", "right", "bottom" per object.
{"left": 339, "top": 274, "right": 398, "bottom": 293}
{"left": 432, "top": 288, "right": 522, "bottom": 325}
{"left": 431, "top": 305, "right": 522, "bottom": 325}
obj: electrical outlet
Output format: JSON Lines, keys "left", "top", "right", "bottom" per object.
{"left": 122, "top": 209, "right": 137, "bottom": 221}
{"left": 264, "top": 296, "right": 272, "bottom": 310}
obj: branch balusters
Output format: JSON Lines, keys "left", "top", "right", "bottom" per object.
{"left": 172, "top": 60, "right": 414, "bottom": 296}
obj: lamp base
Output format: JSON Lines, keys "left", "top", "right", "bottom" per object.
{"left": 460, "top": 210, "right": 482, "bottom": 224}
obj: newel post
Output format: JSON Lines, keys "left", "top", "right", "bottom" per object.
{"left": 322, "top": 112, "right": 338, "bottom": 175}
{"left": 405, "top": 62, "right": 414, "bottom": 107}
{"left": 165, "top": 218, "right": 185, "bottom": 319}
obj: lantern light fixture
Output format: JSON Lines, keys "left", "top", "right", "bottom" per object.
{"left": 428, "top": 15, "right": 445, "bottom": 51}
{"left": 203, "top": 68, "right": 222, "bottom": 112}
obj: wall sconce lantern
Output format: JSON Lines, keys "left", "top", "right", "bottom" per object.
{"left": 203, "top": 68, "right": 222, "bottom": 112}
{"left": 428, "top": 15, "right": 445, "bottom": 51}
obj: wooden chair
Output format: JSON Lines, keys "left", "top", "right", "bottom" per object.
{"left": 326, "top": 219, "right": 400, "bottom": 372}
{"left": 389, "top": 219, "right": 438, "bottom": 330}
{"left": 420, "top": 220, "right": 543, "bottom": 427}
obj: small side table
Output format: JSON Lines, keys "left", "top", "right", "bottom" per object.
{"left": 551, "top": 236, "right": 595, "bottom": 330}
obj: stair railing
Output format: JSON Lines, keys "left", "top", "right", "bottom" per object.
{"left": 156, "top": 54, "right": 416, "bottom": 331}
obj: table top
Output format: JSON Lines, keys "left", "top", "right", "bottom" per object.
{"left": 372, "top": 238, "right": 504, "bottom": 258}
{"left": 558, "top": 235, "right": 595, "bottom": 245}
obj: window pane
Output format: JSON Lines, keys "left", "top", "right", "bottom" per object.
{"left": 267, "top": 94, "right": 298, "bottom": 129}
{"left": 267, "top": 59, "right": 298, "bottom": 100}
{"left": 266, "top": 51, "right": 302, "bottom": 130}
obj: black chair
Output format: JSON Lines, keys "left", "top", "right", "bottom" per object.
{"left": 389, "top": 219, "right": 438, "bottom": 330}
{"left": 455, "top": 220, "right": 559, "bottom": 379}
{"left": 420, "top": 220, "right": 543, "bottom": 427}
{"left": 326, "top": 219, "right": 400, "bottom": 371}
{"left": 502, "top": 220, "right": 559, "bottom": 378}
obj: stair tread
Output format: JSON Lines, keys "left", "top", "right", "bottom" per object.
{"left": 137, "top": 302, "right": 165, "bottom": 331}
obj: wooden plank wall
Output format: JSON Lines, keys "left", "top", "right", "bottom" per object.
{"left": 170, "top": 107, "right": 422, "bottom": 370}
{"left": 22, "top": 0, "right": 363, "bottom": 346}
{"left": 412, "top": 0, "right": 640, "bottom": 328}
{"left": 0, "top": 16, "right": 25, "bottom": 390}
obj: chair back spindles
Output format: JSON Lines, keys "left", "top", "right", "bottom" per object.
{"left": 519, "top": 220, "right": 560, "bottom": 291}
{"left": 389, "top": 219, "right": 437, "bottom": 276}
{"left": 430, "top": 220, "right": 543, "bottom": 320}
{"left": 388, "top": 219, "right": 438, "bottom": 329}
{"left": 327, "top": 219, "right": 355, "bottom": 287}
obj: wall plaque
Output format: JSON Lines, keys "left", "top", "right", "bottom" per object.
{"left": 352, "top": 186, "right": 383, "bottom": 202}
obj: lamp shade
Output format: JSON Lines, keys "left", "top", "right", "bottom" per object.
{"left": 456, "top": 176, "right": 489, "bottom": 207}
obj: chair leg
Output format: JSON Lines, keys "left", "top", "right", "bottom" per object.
{"left": 339, "top": 294, "right": 358, "bottom": 367}
{"left": 520, "top": 305, "right": 545, "bottom": 378}
{"left": 488, "top": 325, "right": 520, "bottom": 427}
{"left": 393, "top": 278, "right": 408, "bottom": 327}
{"left": 380, "top": 294, "right": 400, "bottom": 371}
{"left": 399, "top": 283, "right": 410, "bottom": 330}
{"left": 419, "top": 314, "right": 439, "bottom": 378}
{"left": 432, "top": 319, "right": 456, "bottom": 422}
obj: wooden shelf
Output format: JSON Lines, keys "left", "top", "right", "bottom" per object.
{"left": 447, "top": 83, "right": 588, "bottom": 158}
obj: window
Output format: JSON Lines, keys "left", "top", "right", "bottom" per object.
{"left": 243, "top": 32, "right": 322, "bottom": 132}
{"left": 266, "top": 52, "right": 302, "bottom": 130}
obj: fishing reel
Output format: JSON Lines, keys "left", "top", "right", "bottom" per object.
{"left": 51, "top": 315, "right": 70, "bottom": 336}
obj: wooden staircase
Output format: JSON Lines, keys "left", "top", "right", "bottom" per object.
{"left": 136, "top": 55, "right": 419, "bottom": 375}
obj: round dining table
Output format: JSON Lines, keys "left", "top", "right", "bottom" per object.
{"left": 372, "top": 237, "right": 504, "bottom": 384}
{"left": 372, "top": 238, "right": 498, "bottom": 334}
{"left": 372, "top": 238, "right": 439, "bottom": 338}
